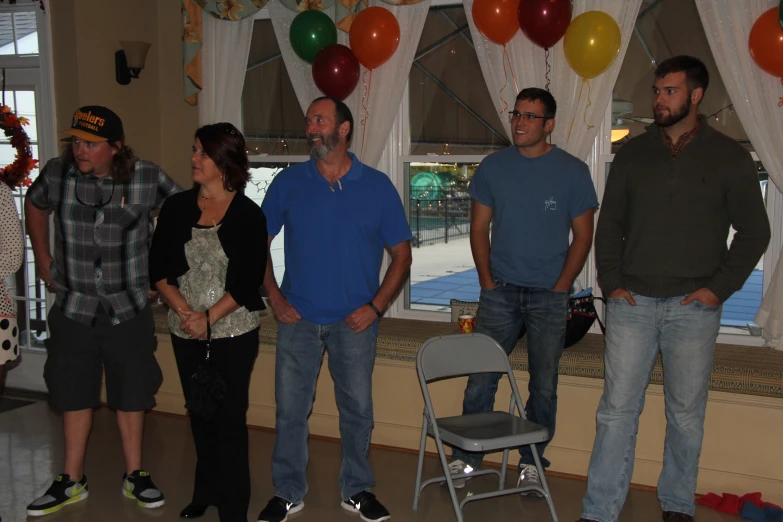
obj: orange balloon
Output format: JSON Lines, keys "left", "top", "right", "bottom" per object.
{"left": 349, "top": 7, "right": 400, "bottom": 70}
{"left": 472, "top": 0, "right": 521, "bottom": 45}
{"left": 749, "top": 7, "right": 783, "bottom": 77}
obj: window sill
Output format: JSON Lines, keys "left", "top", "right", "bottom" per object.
{"left": 393, "top": 310, "right": 772, "bottom": 348}
{"left": 717, "top": 329, "right": 767, "bottom": 347}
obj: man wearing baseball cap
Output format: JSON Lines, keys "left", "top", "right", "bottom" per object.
{"left": 24, "top": 106, "right": 181, "bottom": 516}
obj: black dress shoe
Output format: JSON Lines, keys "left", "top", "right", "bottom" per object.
{"left": 180, "top": 504, "right": 208, "bottom": 519}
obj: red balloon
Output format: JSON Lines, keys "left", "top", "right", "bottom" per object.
{"left": 349, "top": 7, "right": 400, "bottom": 70}
{"left": 749, "top": 7, "right": 783, "bottom": 77}
{"left": 312, "top": 44, "right": 360, "bottom": 101}
{"left": 472, "top": 0, "right": 520, "bottom": 45}
{"left": 518, "top": 0, "right": 572, "bottom": 49}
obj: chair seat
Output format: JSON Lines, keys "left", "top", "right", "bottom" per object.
{"left": 430, "top": 411, "right": 549, "bottom": 453}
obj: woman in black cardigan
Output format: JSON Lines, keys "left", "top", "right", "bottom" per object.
{"left": 149, "top": 123, "right": 266, "bottom": 522}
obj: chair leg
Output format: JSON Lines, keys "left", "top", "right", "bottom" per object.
{"left": 413, "top": 414, "right": 429, "bottom": 510}
{"left": 530, "top": 444, "right": 559, "bottom": 522}
{"left": 433, "top": 436, "right": 464, "bottom": 522}
{"left": 500, "top": 448, "right": 509, "bottom": 489}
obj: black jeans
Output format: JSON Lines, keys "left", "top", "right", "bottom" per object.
{"left": 172, "top": 328, "right": 259, "bottom": 522}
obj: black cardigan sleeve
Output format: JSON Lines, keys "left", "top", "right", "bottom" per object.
{"left": 149, "top": 195, "right": 174, "bottom": 287}
{"left": 149, "top": 190, "right": 195, "bottom": 287}
{"left": 221, "top": 196, "right": 268, "bottom": 311}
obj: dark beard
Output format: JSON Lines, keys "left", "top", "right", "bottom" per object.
{"left": 654, "top": 97, "right": 691, "bottom": 127}
{"left": 307, "top": 128, "right": 341, "bottom": 159}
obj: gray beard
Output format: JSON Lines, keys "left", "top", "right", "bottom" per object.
{"left": 308, "top": 129, "right": 340, "bottom": 159}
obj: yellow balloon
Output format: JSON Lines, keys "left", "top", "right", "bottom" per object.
{"left": 563, "top": 11, "right": 622, "bottom": 79}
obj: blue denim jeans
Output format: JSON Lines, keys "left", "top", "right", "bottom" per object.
{"left": 451, "top": 281, "right": 569, "bottom": 469}
{"left": 581, "top": 293, "right": 721, "bottom": 522}
{"left": 271, "top": 319, "right": 377, "bottom": 503}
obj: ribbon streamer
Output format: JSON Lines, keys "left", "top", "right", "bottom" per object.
{"left": 359, "top": 68, "right": 373, "bottom": 161}
{"left": 498, "top": 44, "right": 513, "bottom": 115}
{"left": 779, "top": 78, "right": 783, "bottom": 108}
{"left": 544, "top": 47, "right": 551, "bottom": 92}
{"left": 505, "top": 44, "right": 518, "bottom": 94}
{"left": 567, "top": 77, "right": 595, "bottom": 142}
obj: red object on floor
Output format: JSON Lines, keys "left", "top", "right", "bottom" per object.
{"left": 740, "top": 492, "right": 781, "bottom": 510}
{"left": 696, "top": 493, "right": 741, "bottom": 514}
{"left": 697, "top": 492, "right": 781, "bottom": 515}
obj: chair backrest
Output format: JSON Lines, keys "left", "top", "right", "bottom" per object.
{"left": 417, "top": 333, "right": 513, "bottom": 382}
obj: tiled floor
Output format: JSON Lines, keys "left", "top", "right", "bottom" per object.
{"left": 1, "top": 400, "right": 739, "bottom": 522}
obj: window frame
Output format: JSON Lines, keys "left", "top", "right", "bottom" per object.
{"left": 0, "top": 4, "right": 56, "bottom": 393}
{"left": 250, "top": 0, "right": 777, "bottom": 347}
{"left": 2, "top": 4, "right": 56, "bottom": 353}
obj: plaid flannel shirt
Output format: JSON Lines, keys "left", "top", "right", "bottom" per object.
{"left": 26, "top": 157, "right": 181, "bottom": 326}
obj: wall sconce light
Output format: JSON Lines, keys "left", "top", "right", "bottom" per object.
{"left": 115, "top": 41, "right": 152, "bottom": 85}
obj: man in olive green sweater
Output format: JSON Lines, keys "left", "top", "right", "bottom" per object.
{"left": 578, "top": 56, "right": 770, "bottom": 522}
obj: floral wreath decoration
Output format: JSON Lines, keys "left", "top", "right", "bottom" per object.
{"left": 0, "top": 104, "right": 37, "bottom": 188}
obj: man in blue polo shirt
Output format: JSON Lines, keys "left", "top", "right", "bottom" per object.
{"left": 258, "top": 97, "right": 412, "bottom": 522}
{"left": 448, "top": 88, "right": 598, "bottom": 492}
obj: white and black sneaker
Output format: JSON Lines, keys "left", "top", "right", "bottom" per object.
{"left": 517, "top": 464, "right": 543, "bottom": 497}
{"left": 447, "top": 459, "right": 474, "bottom": 489}
{"left": 341, "top": 491, "right": 391, "bottom": 522}
{"left": 257, "top": 496, "right": 304, "bottom": 522}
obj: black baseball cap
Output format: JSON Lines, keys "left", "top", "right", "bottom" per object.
{"left": 60, "top": 105, "right": 124, "bottom": 142}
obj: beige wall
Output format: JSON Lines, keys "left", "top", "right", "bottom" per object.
{"left": 50, "top": 0, "right": 198, "bottom": 186}
{"left": 152, "top": 335, "right": 783, "bottom": 506}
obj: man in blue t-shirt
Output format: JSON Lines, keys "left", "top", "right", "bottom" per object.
{"left": 258, "top": 97, "right": 412, "bottom": 522}
{"left": 449, "top": 88, "right": 598, "bottom": 492}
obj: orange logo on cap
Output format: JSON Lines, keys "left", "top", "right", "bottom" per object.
{"left": 73, "top": 110, "right": 106, "bottom": 133}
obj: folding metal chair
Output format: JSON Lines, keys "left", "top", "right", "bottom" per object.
{"left": 412, "top": 333, "right": 559, "bottom": 522}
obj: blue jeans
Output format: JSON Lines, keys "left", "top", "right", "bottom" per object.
{"left": 581, "top": 293, "right": 721, "bottom": 522}
{"left": 271, "top": 319, "right": 377, "bottom": 503}
{"left": 452, "top": 282, "right": 569, "bottom": 469}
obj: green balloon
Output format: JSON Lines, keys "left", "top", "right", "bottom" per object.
{"left": 779, "top": 0, "right": 782, "bottom": 30}
{"left": 290, "top": 11, "right": 337, "bottom": 64}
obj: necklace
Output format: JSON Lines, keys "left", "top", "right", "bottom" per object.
{"left": 198, "top": 191, "right": 232, "bottom": 207}
{"left": 199, "top": 192, "right": 231, "bottom": 201}
{"left": 198, "top": 190, "right": 233, "bottom": 223}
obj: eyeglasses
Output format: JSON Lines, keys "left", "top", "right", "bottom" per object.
{"left": 508, "top": 111, "right": 552, "bottom": 123}
{"left": 74, "top": 175, "right": 115, "bottom": 208}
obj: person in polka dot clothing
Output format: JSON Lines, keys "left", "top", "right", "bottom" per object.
{"left": 0, "top": 174, "right": 24, "bottom": 380}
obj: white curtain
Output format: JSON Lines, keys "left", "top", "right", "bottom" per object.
{"left": 462, "top": 0, "right": 642, "bottom": 160}
{"left": 268, "top": 0, "right": 322, "bottom": 115}
{"left": 695, "top": 0, "right": 783, "bottom": 347}
{"left": 198, "top": 14, "right": 256, "bottom": 126}
{"left": 269, "top": 0, "right": 431, "bottom": 168}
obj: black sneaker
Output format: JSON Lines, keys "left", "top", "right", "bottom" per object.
{"left": 122, "top": 470, "right": 165, "bottom": 508}
{"left": 341, "top": 491, "right": 391, "bottom": 522}
{"left": 27, "top": 474, "right": 89, "bottom": 516}
{"left": 257, "top": 496, "right": 304, "bottom": 522}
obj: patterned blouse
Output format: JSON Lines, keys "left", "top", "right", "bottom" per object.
{"left": 168, "top": 224, "right": 260, "bottom": 339}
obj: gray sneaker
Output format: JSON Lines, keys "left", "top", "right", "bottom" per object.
{"left": 447, "top": 459, "right": 475, "bottom": 489}
{"left": 122, "top": 470, "right": 165, "bottom": 508}
{"left": 518, "top": 464, "right": 543, "bottom": 497}
{"left": 27, "top": 474, "right": 89, "bottom": 516}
